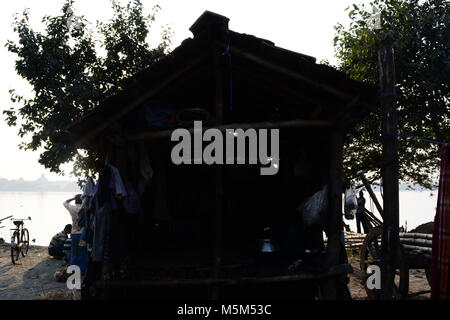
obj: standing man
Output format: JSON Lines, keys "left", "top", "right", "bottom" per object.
{"left": 63, "top": 194, "right": 87, "bottom": 274}
{"left": 356, "top": 191, "right": 370, "bottom": 234}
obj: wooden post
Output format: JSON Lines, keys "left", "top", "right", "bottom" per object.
{"left": 379, "top": 45, "right": 399, "bottom": 300}
{"left": 210, "top": 45, "right": 227, "bottom": 300}
{"left": 322, "top": 130, "right": 345, "bottom": 299}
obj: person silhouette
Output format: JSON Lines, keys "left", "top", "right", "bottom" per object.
{"left": 356, "top": 191, "right": 370, "bottom": 234}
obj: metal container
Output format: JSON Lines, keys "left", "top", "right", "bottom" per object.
{"left": 258, "top": 238, "right": 280, "bottom": 253}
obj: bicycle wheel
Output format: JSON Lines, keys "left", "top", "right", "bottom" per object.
{"left": 10, "top": 232, "right": 21, "bottom": 265}
{"left": 21, "top": 229, "right": 30, "bottom": 257}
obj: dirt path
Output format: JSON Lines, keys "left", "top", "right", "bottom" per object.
{"left": 0, "top": 244, "right": 78, "bottom": 300}
{"left": 347, "top": 257, "right": 431, "bottom": 300}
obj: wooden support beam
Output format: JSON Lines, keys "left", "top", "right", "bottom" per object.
{"left": 210, "top": 45, "right": 226, "bottom": 300}
{"left": 379, "top": 45, "right": 399, "bottom": 300}
{"left": 219, "top": 42, "right": 354, "bottom": 102}
{"left": 322, "top": 130, "right": 345, "bottom": 299}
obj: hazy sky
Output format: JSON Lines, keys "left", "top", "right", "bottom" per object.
{"left": 0, "top": 0, "right": 371, "bottom": 181}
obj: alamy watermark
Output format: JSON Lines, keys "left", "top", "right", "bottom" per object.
{"left": 366, "top": 265, "right": 381, "bottom": 290}
{"left": 170, "top": 121, "right": 279, "bottom": 175}
{"left": 66, "top": 265, "right": 81, "bottom": 290}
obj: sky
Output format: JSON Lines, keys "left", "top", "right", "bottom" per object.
{"left": 0, "top": 0, "right": 371, "bottom": 181}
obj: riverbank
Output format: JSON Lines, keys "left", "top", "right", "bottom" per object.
{"left": 0, "top": 243, "right": 79, "bottom": 300}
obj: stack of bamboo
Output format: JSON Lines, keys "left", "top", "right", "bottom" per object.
{"left": 323, "top": 232, "right": 366, "bottom": 251}
{"left": 325, "top": 232, "right": 433, "bottom": 258}
{"left": 343, "top": 232, "right": 366, "bottom": 250}
{"left": 399, "top": 233, "right": 432, "bottom": 259}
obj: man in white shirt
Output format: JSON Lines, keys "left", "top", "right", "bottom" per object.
{"left": 63, "top": 195, "right": 83, "bottom": 234}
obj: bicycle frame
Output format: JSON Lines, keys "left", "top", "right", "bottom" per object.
{"left": 10, "top": 218, "right": 31, "bottom": 246}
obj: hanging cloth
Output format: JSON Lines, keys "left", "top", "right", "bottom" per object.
{"left": 431, "top": 143, "right": 450, "bottom": 300}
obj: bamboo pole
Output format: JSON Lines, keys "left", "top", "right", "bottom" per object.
{"left": 0, "top": 215, "right": 12, "bottom": 223}
{"left": 358, "top": 173, "right": 384, "bottom": 218}
{"left": 399, "top": 233, "right": 432, "bottom": 240}
{"left": 400, "top": 238, "right": 432, "bottom": 247}
{"left": 401, "top": 244, "right": 432, "bottom": 254}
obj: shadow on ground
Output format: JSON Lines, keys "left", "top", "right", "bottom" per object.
{"left": 0, "top": 244, "right": 68, "bottom": 300}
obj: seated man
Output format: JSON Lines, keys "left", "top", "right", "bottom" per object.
{"left": 48, "top": 224, "right": 72, "bottom": 259}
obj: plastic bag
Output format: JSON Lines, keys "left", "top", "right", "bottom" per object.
{"left": 344, "top": 187, "right": 357, "bottom": 220}
{"left": 297, "top": 185, "right": 328, "bottom": 226}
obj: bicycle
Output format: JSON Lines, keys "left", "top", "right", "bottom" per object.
{"left": 10, "top": 217, "right": 31, "bottom": 265}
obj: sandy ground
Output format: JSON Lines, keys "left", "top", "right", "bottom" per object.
{"left": 347, "top": 257, "right": 431, "bottom": 300}
{"left": 0, "top": 244, "right": 79, "bottom": 300}
{"left": 0, "top": 243, "right": 430, "bottom": 300}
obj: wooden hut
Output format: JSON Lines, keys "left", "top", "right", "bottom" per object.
{"left": 58, "top": 11, "right": 378, "bottom": 300}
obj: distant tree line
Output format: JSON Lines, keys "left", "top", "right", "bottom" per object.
{"left": 0, "top": 175, "right": 79, "bottom": 192}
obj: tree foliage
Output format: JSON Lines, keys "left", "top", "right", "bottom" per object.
{"left": 334, "top": 0, "right": 450, "bottom": 188}
{"left": 4, "top": 0, "right": 171, "bottom": 179}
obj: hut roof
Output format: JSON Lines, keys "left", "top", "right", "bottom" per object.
{"left": 58, "top": 11, "right": 378, "bottom": 148}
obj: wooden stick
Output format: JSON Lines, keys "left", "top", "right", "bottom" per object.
{"left": 358, "top": 172, "right": 384, "bottom": 218}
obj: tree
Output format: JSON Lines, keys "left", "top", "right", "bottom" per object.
{"left": 3, "top": 0, "right": 171, "bottom": 180}
{"left": 334, "top": 0, "right": 450, "bottom": 189}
